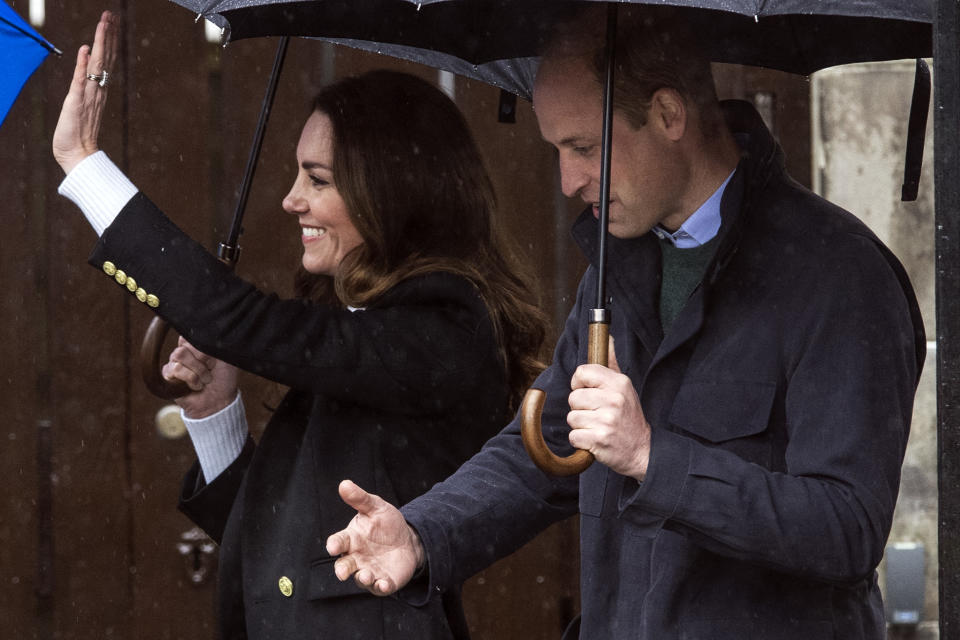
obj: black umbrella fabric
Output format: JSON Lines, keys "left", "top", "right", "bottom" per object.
{"left": 172, "top": 0, "right": 932, "bottom": 99}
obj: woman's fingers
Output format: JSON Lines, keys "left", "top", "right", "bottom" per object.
{"left": 162, "top": 361, "right": 209, "bottom": 391}
{"left": 163, "top": 345, "right": 214, "bottom": 390}
{"left": 88, "top": 11, "right": 117, "bottom": 80}
{"left": 70, "top": 45, "right": 91, "bottom": 95}
{"left": 175, "top": 337, "right": 216, "bottom": 368}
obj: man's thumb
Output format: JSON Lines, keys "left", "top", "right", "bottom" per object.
{"left": 338, "top": 479, "right": 378, "bottom": 514}
{"left": 607, "top": 336, "right": 621, "bottom": 373}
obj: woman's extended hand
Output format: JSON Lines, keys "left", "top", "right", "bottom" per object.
{"left": 53, "top": 10, "right": 119, "bottom": 174}
{"left": 162, "top": 337, "right": 239, "bottom": 419}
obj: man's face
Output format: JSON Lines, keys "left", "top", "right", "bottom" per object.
{"left": 533, "top": 56, "right": 688, "bottom": 237}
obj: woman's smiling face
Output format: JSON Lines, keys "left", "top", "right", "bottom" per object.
{"left": 282, "top": 111, "right": 364, "bottom": 276}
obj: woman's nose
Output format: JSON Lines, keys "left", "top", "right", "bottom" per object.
{"left": 282, "top": 183, "right": 307, "bottom": 214}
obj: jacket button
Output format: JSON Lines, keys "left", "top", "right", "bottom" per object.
{"left": 278, "top": 576, "right": 294, "bottom": 597}
{"left": 102, "top": 261, "right": 117, "bottom": 276}
{"left": 146, "top": 294, "right": 160, "bottom": 308}
{"left": 114, "top": 270, "right": 127, "bottom": 286}
{"left": 125, "top": 276, "right": 138, "bottom": 292}
{"left": 135, "top": 288, "right": 147, "bottom": 303}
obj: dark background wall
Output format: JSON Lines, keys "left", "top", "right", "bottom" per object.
{"left": 0, "top": 1, "right": 810, "bottom": 637}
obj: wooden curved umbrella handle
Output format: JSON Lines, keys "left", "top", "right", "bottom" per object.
{"left": 140, "top": 316, "right": 192, "bottom": 400}
{"left": 520, "top": 321, "right": 608, "bottom": 476}
{"left": 520, "top": 389, "right": 594, "bottom": 476}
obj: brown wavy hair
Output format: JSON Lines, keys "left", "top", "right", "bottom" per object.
{"left": 294, "top": 70, "right": 546, "bottom": 412}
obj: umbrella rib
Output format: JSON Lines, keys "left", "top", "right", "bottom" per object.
{"left": 0, "top": 15, "right": 61, "bottom": 55}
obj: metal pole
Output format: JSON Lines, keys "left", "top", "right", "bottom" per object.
{"left": 935, "top": 0, "right": 960, "bottom": 636}
{"left": 218, "top": 35, "right": 290, "bottom": 262}
{"left": 594, "top": 4, "right": 617, "bottom": 312}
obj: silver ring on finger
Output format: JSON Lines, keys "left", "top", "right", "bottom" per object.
{"left": 86, "top": 70, "right": 110, "bottom": 88}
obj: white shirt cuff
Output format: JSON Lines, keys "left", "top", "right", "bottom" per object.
{"left": 57, "top": 151, "right": 138, "bottom": 236}
{"left": 182, "top": 391, "right": 249, "bottom": 483}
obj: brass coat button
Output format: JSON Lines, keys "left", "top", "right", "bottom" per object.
{"left": 102, "top": 261, "right": 117, "bottom": 276}
{"left": 135, "top": 288, "right": 147, "bottom": 303}
{"left": 146, "top": 294, "right": 160, "bottom": 308}
{"left": 278, "top": 576, "right": 294, "bottom": 597}
{"left": 114, "top": 270, "right": 127, "bottom": 286}
{"left": 126, "top": 277, "right": 137, "bottom": 292}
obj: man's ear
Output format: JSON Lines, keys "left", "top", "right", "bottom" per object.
{"left": 651, "top": 88, "right": 687, "bottom": 142}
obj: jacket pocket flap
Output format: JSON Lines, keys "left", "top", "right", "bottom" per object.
{"left": 308, "top": 556, "right": 368, "bottom": 600}
{"left": 668, "top": 379, "right": 776, "bottom": 443}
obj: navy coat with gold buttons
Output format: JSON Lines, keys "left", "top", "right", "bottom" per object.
{"left": 399, "top": 102, "right": 927, "bottom": 640}
{"left": 89, "top": 196, "right": 511, "bottom": 639}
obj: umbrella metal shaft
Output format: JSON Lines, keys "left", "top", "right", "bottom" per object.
{"left": 594, "top": 4, "right": 616, "bottom": 315}
{"left": 219, "top": 34, "right": 290, "bottom": 264}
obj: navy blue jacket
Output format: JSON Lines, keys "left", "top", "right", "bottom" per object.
{"left": 401, "top": 101, "right": 925, "bottom": 639}
{"left": 88, "top": 198, "right": 511, "bottom": 639}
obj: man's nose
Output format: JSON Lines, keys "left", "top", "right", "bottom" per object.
{"left": 559, "top": 157, "right": 591, "bottom": 199}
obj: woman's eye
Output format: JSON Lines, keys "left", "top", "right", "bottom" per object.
{"left": 309, "top": 175, "right": 329, "bottom": 187}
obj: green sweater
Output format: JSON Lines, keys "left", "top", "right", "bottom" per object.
{"left": 658, "top": 237, "right": 719, "bottom": 330}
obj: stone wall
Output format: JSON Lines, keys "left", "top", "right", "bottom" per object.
{"left": 811, "top": 60, "right": 938, "bottom": 639}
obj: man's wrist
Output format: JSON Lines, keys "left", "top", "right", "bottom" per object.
{"left": 628, "top": 428, "right": 652, "bottom": 482}
{"left": 408, "top": 524, "right": 426, "bottom": 571}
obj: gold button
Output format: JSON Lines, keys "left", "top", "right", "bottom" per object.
{"left": 126, "top": 277, "right": 137, "bottom": 292}
{"left": 102, "top": 261, "right": 117, "bottom": 276}
{"left": 146, "top": 294, "right": 160, "bottom": 308}
{"left": 114, "top": 270, "right": 127, "bottom": 286}
{"left": 278, "top": 576, "right": 293, "bottom": 597}
{"left": 135, "top": 288, "right": 147, "bottom": 303}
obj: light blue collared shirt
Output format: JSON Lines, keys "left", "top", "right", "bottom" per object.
{"left": 652, "top": 170, "right": 735, "bottom": 248}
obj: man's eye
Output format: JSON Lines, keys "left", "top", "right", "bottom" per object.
{"left": 574, "top": 146, "right": 593, "bottom": 156}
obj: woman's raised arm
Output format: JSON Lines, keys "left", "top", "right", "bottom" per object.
{"left": 53, "top": 10, "right": 118, "bottom": 175}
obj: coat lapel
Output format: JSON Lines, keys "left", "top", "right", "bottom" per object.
{"left": 572, "top": 210, "right": 664, "bottom": 359}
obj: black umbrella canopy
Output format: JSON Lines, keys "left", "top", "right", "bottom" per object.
{"left": 173, "top": 0, "right": 932, "bottom": 99}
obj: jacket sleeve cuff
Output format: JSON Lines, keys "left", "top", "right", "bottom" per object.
{"left": 182, "top": 391, "right": 249, "bottom": 483}
{"left": 178, "top": 436, "right": 256, "bottom": 544}
{"left": 617, "top": 427, "right": 693, "bottom": 536}
{"left": 397, "top": 506, "right": 453, "bottom": 607}
{"left": 57, "top": 151, "right": 138, "bottom": 236}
